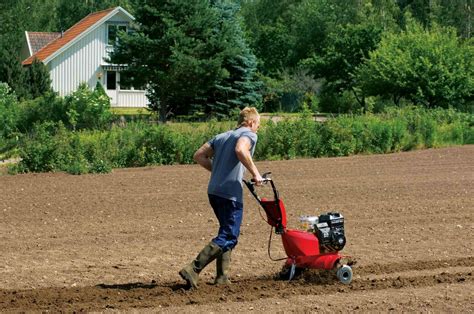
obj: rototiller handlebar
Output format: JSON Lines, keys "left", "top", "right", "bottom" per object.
{"left": 243, "top": 172, "right": 286, "bottom": 234}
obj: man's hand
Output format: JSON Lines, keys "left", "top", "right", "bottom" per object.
{"left": 252, "top": 173, "right": 264, "bottom": 186}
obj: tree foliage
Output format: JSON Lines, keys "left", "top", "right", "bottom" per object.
{"left": 110, "top": 0, "right": 260, "bottom": 121}
{"left": 0, "top": 83, "right": 20, "bottom": 141}
{"left": 240, "top": 0, "right": 472, "bottom": 113}
{"left": 304, "top": 23, "right": 383, "bottom": 110}
{"left": 0, "top": 0, "right": 472, "bottom": 118}
{"left": 397, "top": 0, "right": 472, "bottom": 38}
{"left": 356, "top": 21, "right": 474, "bottom": 109}
{"left": 240, "top": 0, "right": 301, "bottom": 74}
{"left": 57, "top": 0, "right": 134, "bottom": 31}
{"left": 0, "top": 49, "right": 28, "bottom": 99}
{"left": 0, "top": 54, "right": 53, "bottom": 101}
{"left": 241, "top": 0, "right": 399, "bottom": 75}
{"left": 205, "top": 1, "right": 262, "bottom": 117}
{"left": 24, "top": 59, "right": 53, "bottom": 99}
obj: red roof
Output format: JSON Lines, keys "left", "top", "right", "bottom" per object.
{"left": 27, "top": 32, "right": 62, "bottom": 55}
{"left": 22, "top": 7, "right": 116, "bottom": 65}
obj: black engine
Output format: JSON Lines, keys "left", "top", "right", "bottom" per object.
{"left": 315, "top": 212, "right": 346, "bottom": 252}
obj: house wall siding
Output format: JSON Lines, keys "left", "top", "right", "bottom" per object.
{"left": 108, "top": 11, "right": 131, "bottom": 23}
{"left": 116, "top": 90, "right": 149, "bottom": 108}
{"left": 47, "top": 11, "right": 147, "bottom": 107}
{"left": 49, "top": 25, "right": 107, "bottom": 96}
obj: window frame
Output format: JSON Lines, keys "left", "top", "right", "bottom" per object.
{"left": 107, "top": 23, "right": 128, "bottom": 46}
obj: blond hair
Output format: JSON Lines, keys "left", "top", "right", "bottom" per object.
{"left": 238, "top": 107, "right": 259, "bottom": 127}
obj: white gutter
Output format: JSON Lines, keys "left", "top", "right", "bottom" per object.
{"left": 25, "top": 31, "right": 33, "bottom": 56}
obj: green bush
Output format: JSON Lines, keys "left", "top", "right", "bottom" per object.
{"left": 388, "top": 118, "right": 409, "bottom": 152}
{"left": 0, "top": 83, "right": 21, "bottom": 152}
{"left": 321, "top": 117, "right": 357, "bottom": 157}
{"left": 107, "top": 126, "right": 140, "bottom": 166}
{"left": 9, "top": 107, "right": 473, "bottom": 175}
{"left": 10, "top": 83, "right": 112, "bottom": 136}
{"left": 357, "top": 22, "right": 473, "bottom": 110}
{"left": 382, "top": 106, "right": 472, "bottom": 150}
{"left": 363, "top": 117, "right": 391, "bottom": 154}
{"left": 295, "top": 106, "right": 471, "bottom": 158}
{"left": 256, "top": 110, "right": 321, "bottom": 159}
{"left": 16, "top": 92, "right": 68, "bottom": 133}
{"left": 15, "top": 121, "right": 108, "bottom": 174}
{"left": 0, "top": 83, "right": 19, "bottom": 135}
{"left": 65, "top": 83, "right": 112, "bottom": 130}
{"left": 319, "top": 88, "right": 361, "bottom": 114}
{"left": 17, "top": 122, "right": 66, "bottom": 173}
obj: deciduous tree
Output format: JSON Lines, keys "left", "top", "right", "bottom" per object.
{"left": 356, "top": 21, "right": 473, "bottom": 109}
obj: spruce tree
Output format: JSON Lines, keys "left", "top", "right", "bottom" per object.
{"left": 24, "top": 58, "right": 53, "bottom": 99}
{"left": 109, "top": 0, "right": 261, "bottom": 122}
{"left": 0, "top": 48, "right": 28, "bottom": 100}
{"left": 207, "top": 1, "right": 262, "bottom": 117}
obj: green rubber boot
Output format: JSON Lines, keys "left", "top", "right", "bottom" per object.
{"left": 179, "top": 242, "right": 222, "bottom": 289}
{"left": 214, "top": 249, "right": 231, "bottom": 285}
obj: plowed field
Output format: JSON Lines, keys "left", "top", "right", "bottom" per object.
{"left": 1, "top": 146, "right": 473, "bottom": 312}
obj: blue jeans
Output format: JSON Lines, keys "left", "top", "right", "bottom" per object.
{"left": 208, "top": 194, "right": 243, "bottom": 252}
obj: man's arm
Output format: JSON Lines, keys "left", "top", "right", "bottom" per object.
{"left": 194, "top": 143, "right": 214, "bottom": 172}
{"left": 235, "top": 136, "right": 263, "bottom": 184}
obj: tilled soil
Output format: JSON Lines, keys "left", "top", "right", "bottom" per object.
{"left": 0, "top": 146, "right": 473, "bottom": 312}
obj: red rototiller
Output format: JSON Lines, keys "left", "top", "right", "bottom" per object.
{"left": 244, "top": 173, "right": 353, "bottom": 284}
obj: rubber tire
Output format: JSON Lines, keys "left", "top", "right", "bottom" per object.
{"left": 336, "top": 265, "right": 353, "bottom": 284}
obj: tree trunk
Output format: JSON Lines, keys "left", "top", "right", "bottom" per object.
{"left": 466, "top": 2, "right": 472, "bottom": 39}
{"left": 394, "top": 94, "right": 401, "bottom": 106}
{"left": 351, "top": 87, "right": 366, "bottom": 112}
{"left": 159, "top": 104, "right": 167, "bottom": 123}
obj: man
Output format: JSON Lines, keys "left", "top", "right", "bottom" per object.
{"left": 179, "top": 107, "right": 263, "bottom": 289}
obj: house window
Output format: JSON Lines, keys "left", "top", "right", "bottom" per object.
{"left": 119, "top": 71, "right": 133, "bottom": 90}
{"left": 107, "top": 24, "right": 127, "bottom": 46}
{"left": 119, "top": 71, "right": 145, "bottom": 91}
{"left": 106, "top": 71, "right": 116, "bottom": 90}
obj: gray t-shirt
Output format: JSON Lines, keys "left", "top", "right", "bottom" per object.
{"left": 207, "top": 127, "right": 257, "bottom": 204}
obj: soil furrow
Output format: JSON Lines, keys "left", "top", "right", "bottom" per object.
{"left": 353, "top": 256, "right": 474, "bottom": 276}
{"left": 0, "top": 268, "right": 472, "bottom": 311}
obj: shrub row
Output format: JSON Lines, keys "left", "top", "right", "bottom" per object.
{"left": 9, "top": 107, "right": 473, "bottom": 174}
{"left": 9, "top": 120, "right": 233, "bottom": 174}
{"left": 1, "top": 82, "right": 113, "bottom": 159}
{"left": 256, "top": 107, "right": 473, "bottom": 159}
{"left": 0, "top": 83, "right": 112, "bottom": 150}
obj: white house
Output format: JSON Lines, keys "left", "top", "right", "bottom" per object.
{"left": 21, "top": 6, "right": 148, "bottom": 108}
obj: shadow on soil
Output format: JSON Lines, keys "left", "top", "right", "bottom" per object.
{"left": 97, "top": 281, "right": 190, "bottom": 292}
{"left": 97, "top": 282, "right": 159, "bottom": 290}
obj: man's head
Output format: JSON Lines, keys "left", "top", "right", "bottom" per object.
{"left": 238, "top": 107, "right": 260, "bottom": 133}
